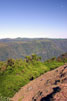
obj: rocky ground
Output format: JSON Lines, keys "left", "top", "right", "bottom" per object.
{"left": 11, "top": 64, "right": 67, "bottom": 101}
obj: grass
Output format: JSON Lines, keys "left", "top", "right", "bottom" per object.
{"left": 18, "top": 96, "right": 24, "bottom": 101}
{"left": 0, "top": 54, "right": 67, "bottom": 99}
{"left": 44, "top": 60, "right": 64, "bottom": 70}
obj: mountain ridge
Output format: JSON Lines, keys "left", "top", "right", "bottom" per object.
{"left": 0, "top": 38, "right": 67, "bottom": 61}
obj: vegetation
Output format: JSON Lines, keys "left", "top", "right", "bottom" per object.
{"left": 44, "top": 59, "right": 64, "bottom": 70}
{"left": 0, "top": 53, "right": 67, "bottom": 99}
{"left": 0, "top": 94, "right": 9, "bottom": 101}
{"left": 0, "top": 38, "right": 67, "bottom": 61}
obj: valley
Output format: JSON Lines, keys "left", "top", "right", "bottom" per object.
{"left": 0, "top": 38, "right": 67, "bottom": 61}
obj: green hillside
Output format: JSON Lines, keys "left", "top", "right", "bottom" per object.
{"left": 0, "top": 53, "right": 67, "bottom": 100}
{"left": 0, "top": 38, "right": 67, "bottom": 61}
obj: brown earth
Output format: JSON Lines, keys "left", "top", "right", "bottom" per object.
{"left": 11, "top": 64, "right": 67, "bottom": 101}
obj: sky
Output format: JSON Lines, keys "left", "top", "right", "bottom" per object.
{"left": 0, "top": 0, "right": 67, "bottom": 39}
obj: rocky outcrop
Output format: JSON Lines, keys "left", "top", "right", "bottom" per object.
{"left": 11, "top": 64, "right": 67, "bottom": 101}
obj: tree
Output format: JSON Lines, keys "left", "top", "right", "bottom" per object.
{"left": 7, "top": 59, "right": 14, "bottom": 67}
{"left": 25, "top": 56, "right": 31, "bottom": 63}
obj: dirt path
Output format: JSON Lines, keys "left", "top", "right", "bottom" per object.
{"left": 11, "top": 64, "right": 67, "bottom": 101}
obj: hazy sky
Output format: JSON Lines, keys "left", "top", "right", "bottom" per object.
{"left": 0, "top": 0, "right": 67, "bottom": 38}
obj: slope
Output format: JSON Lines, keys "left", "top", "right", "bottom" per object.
{"left": 12, "top": 64, "right": 67, "bottom": 101}
{"left": 0, "top": 38, "right": 67, "bottom": 61}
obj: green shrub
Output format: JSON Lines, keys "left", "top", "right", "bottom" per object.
{"left": 0, "top": 54, "right": 67, "bottom": 98}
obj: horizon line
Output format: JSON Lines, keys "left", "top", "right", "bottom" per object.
{"left": 0, "top": 37, "right": 67, "bottom": 39}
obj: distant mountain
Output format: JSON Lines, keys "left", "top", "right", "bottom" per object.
{"left": 0, "top": 38, "right": 67, "bottom": 61}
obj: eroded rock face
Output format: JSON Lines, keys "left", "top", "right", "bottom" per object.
{"left": 12, "top": 64, "right": 67, "bottom": 101}
{"left": 40, "top": 87, "right": 61, "bottom": 101}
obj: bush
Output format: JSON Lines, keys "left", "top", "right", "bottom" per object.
{"left": 0, "top": 54, "right": 67, "bottom": 98}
